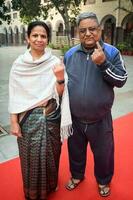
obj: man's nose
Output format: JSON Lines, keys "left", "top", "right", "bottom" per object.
{"left": 86, "top": 28, "right": 91, "bottom": 35}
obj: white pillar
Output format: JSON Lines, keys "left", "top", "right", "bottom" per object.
{"left": 51, "top": 30, "right": 57, "bottom": 45}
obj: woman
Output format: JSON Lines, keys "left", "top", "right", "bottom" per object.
{"left": 8, "top": 21, "right": 72, "bottom": 200}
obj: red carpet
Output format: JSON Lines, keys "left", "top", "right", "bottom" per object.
{"left": 0, "top": 112, "right": 133, "bottom": 200}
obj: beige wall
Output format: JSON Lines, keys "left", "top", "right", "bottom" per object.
{"left": 0, "top": 0, "right": 133, "bottom": 46}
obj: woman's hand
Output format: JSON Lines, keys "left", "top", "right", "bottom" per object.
{"left": 10, "top": 122, "right": 22, "bottom": 137}
{"left": 53, "top": 62, "right": 64, "bottom": 81}
{"left": 53, "top": 62, "right": 65, "bottom": 96}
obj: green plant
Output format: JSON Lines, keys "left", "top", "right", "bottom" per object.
{"left": 116, "top": 42, "right": 128, "bottom": 52}
{"left": 48, "top": 43, "right": 56, "bottom": 49}
{"left": 60, "top": 45, "right": 71, "bottom": 55}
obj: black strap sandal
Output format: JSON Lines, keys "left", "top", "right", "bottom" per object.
{"left": 98, "top": 184, "right": 110, "bottom": 197}
{"left": 65, "top": 177, "right": 84, "bottom": 191}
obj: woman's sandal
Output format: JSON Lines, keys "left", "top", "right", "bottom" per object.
{"left": 98, "top": 184, "right": 110, "bottom": 197}
{"left": 65, "top": 177, "right": 84, "bottom": 191}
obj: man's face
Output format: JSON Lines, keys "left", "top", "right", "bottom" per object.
{"left": 78, "top": 18, "right": 101, "bottom": 49}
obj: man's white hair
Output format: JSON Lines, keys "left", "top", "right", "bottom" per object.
{"left": 76, "top": 12, "right": 99, "bottom": 26}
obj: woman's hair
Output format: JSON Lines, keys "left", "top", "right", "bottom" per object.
{"left": 27, "top": 21, "right": 50, "bottom": 47}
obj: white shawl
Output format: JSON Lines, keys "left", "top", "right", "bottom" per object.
{"left": 8, "top": 48, "right": 72, "bottom": 141}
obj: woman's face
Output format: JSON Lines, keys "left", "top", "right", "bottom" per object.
{"left": 27, "top": 25, "right": 48, "bottom": 53}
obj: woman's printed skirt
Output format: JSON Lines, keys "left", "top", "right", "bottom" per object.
{"left": 18, "top": 101, "right": 61, "bottom": 200}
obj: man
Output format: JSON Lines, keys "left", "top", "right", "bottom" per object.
{"left": 64, "top": 12, "right": 127, "bottom": 197}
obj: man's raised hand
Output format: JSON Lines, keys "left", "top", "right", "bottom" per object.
{"left": 91, "top": 41, "right": 106, "bottom": 65}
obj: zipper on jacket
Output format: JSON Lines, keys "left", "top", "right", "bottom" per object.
{"left": 82, "top": 53, "right": 89, "bottom": 112}
{"left": 87, "top": 54, "right": 89, "bottom": 60}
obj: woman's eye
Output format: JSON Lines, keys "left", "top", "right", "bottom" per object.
{"left": 41, "top": 35, "right": 46, "bottom": 38}
{"left": 32, "top": 34, "right": 47, "bottom": 39}
{"left": 33, "top": 34, "right": 38, "bottom": 37}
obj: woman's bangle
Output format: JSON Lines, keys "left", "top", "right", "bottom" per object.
{"left": 56, "top": 79, "right": 65, "bottom": 84}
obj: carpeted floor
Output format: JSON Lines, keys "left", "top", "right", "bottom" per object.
{"left": 0, "top": 112, "right": 133, "bottom": 200}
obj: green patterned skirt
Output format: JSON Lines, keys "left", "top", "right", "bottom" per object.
{"left": 17, "top": 103, "right": 61, "bottom": 200}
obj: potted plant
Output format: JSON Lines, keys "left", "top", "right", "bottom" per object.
{"left": 116, "top": 42, "right": 128, "bottom": 55}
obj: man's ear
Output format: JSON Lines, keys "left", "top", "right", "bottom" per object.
{"left": 98, "top": 26, "right": 102, "bottom": 38}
